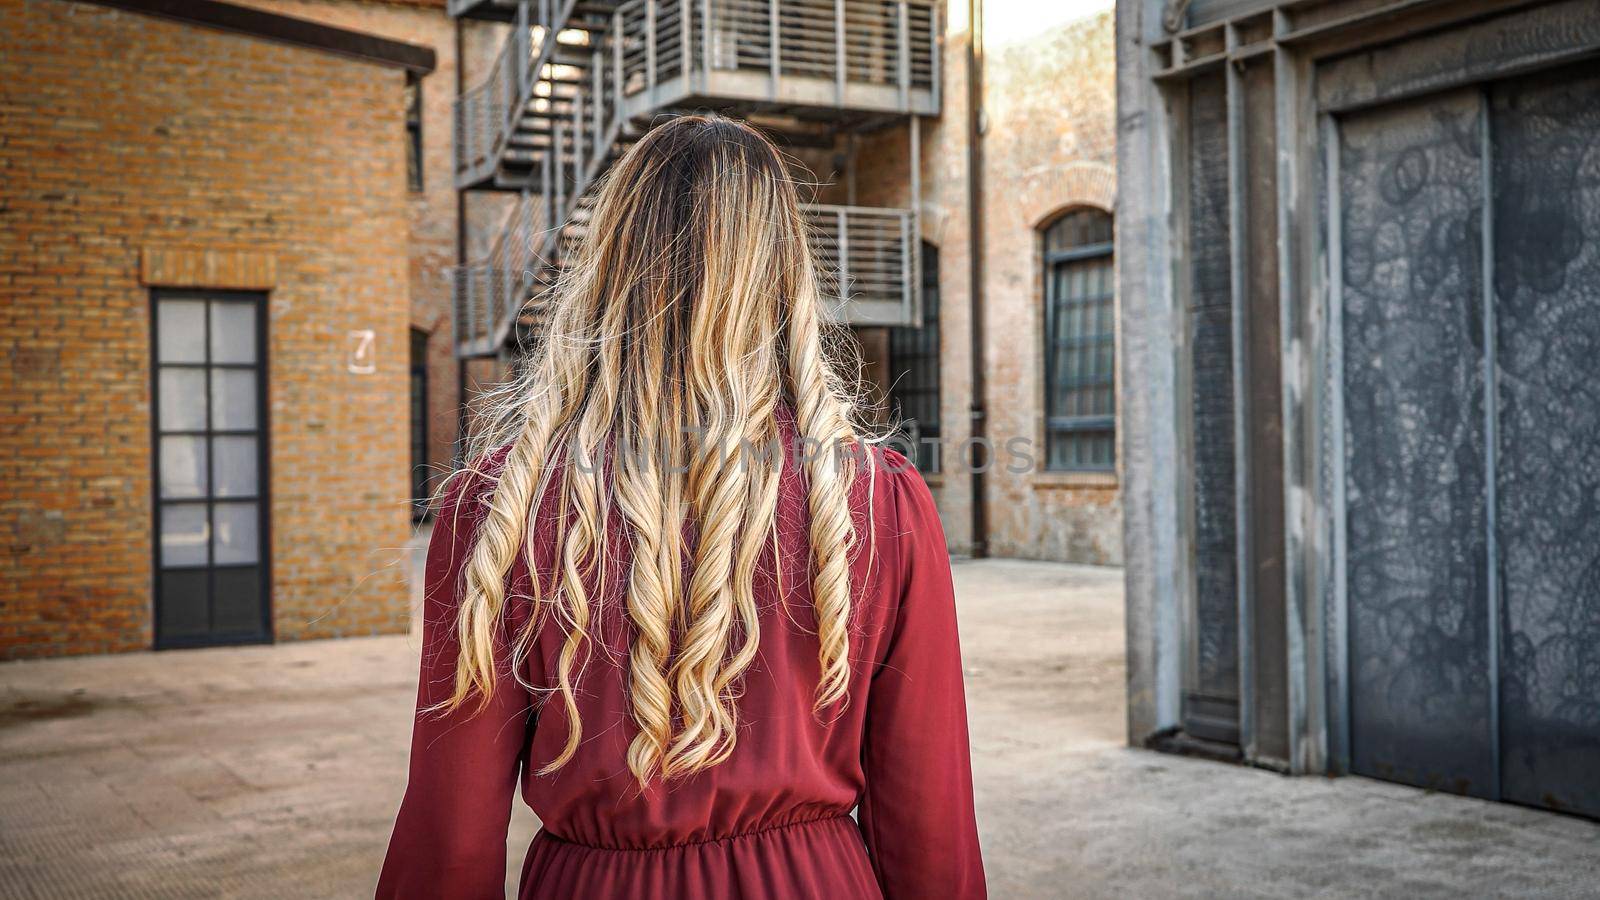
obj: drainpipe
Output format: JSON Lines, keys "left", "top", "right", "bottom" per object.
{"left": 965, "top": 0, "right": 988, "bottom": 557}
{"left": 454, "top": 17, "right": 469, "bottom": 459}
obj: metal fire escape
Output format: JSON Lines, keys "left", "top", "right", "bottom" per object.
{"left": 449, "top": 0, "right": 941, "bottom": 358}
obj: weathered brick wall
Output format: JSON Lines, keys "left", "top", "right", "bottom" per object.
{"left": 239, "top": 0, "right": 495, "bottom": 499}
{"left": 821, "top": 8, "right": 978, "bottom": 554}
{"left": 979, "top": 10, "right": 1120, "bottom": 564}
{"left": 0, "top": 0, "right": 415, "bottom": 656}
{"left": 846, "top": 8, "right": 1119, "bottom": 563}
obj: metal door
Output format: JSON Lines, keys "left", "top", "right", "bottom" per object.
{"left": 1489, "top": 66, "right": 1600, "bottom": 819}
{"left": 1336, "top": 66, "right": 1600, "bottom": 816}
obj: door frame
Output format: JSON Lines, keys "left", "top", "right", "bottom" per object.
{"left": 409, "top": 326, "right": 431, "bottom": 520}
{"left": 149, "top": 288, "right": 273, "bottom": 650}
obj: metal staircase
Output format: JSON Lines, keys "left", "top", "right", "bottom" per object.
{"left": 450, "top": 0, "right": 941, "bottom": 358}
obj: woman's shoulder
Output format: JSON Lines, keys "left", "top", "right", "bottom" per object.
{"left": 855, "top": 444, "right": 940, "bottom": 534}
{"left": 431, "top": 446, "right": 515, "bottom": 525}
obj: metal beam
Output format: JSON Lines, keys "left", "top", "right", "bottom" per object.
{"left": 77, "top": 0, "right": 437, "bottom": 72}
{"left": 1118, "top": 0, "right": 1183, "bottom": 742}
{"left": 1225, "top": 19, "right": 1256, "bottom": 763}
{"left": 1271, "top": 6, "right": 1325, "bottom": 774}
{"left": 909, "top": 113, "right": 921, "bottom": 324}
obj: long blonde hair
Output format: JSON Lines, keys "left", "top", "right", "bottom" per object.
{"left": 442, "top": 115, "right": 867, "bottom": 786}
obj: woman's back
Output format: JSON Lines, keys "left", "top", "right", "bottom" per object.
{"left": 376, "top": 115, "right": 984, "bottom": 898}
{"left": 380, "top": 440, "right": 982, "bottom": 897}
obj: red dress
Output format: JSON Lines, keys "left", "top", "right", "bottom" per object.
{"left": 377, "top": 445, "right": 986, "bottom": 899}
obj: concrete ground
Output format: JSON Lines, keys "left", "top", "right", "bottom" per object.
{"left": 2, "top": 553, "right": 1598, "bottom": 899}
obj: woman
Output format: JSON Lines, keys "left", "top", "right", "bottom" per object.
{"left": 378, "top": 115, "right": 984, "bottom": 899}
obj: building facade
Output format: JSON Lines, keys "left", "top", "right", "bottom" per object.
{"left": 0, "top": 0, "right": 453, "bottom": 657}
{"left": 849, "top": 4, "right": 1119, "bottom": 562}
{"left": 0, "top": 0, "right": 1119, "bottom": 658}
{"left": 1118, "top": 0, "right": 1600, "bottom": 819}
{"left": 445, "top": 0, "right": 1120, "bottom": 565}
{"left": 232, "top": 0, "right": 494, "bottom": 513}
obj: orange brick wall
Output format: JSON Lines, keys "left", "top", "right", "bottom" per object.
{"left": 238, "top": 0, "right": 508, "bottom": 500}
{"left": 0, "top": 0, "right": 415, "bottom": 656}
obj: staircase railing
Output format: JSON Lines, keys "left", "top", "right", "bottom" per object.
{"left": 454, "top": 9, "right": 635, "bottom": 355}
{"left": 454, "top": 22, "right": 524, "bottom": 183}
{"left": 453, "top": 1, "right": 580, "bottom": 186}
{"left": 694, "top": 0, "right": 937, "bottom": 98}
{"left": 457, "top": 199, "right": 921, "bottom": 354}
{"left": 805, "top": 204, "right": 916, "bottom": 324}
{"left": 454, "top": 180, "right": 555, "bottom": 356}
{"left": 452, "top": 0, "right": 935, "bottom": 355}
{"left": 456, "top": 0, "right": 937, "bottom": 187}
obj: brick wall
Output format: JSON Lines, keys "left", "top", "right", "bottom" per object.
{"left": 979, "top": 10, "right": 1120, "bottom": 564}
{"left": 238, "top": 0, "right": 491, "bottom": 500}
{"left": 821, "top": 8, "right": 978, "bottom": 555}
{"left": 845, "top": 7, "right": 1120, "bottom": 564}
{"left": 0, "top": 0, "right": 416, "bottom": 656}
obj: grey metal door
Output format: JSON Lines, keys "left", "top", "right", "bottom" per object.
{"left": 1488, "top": 66, "right": 1600, "bottom": 819}
{"left": 1338, "top": 87, "right": 1495, "bottom": 799}
{"left": 1336, "top": 66, "right": 1600, "bottom": 817}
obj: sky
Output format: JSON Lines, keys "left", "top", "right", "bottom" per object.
{"left": 976, "top": 0, "right": 1115, "bottom": 47}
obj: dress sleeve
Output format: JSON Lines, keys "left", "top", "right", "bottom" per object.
{"left": 858, "top": 461, "right": 987, "bottom": 899}
{"left": 377, "top": 476, "right": 533, "bottom": 899}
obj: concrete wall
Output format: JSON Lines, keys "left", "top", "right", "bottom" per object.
{"left": 0, "top": 0, "right": 417, "bottom": 655}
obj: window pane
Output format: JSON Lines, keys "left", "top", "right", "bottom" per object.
{"left": 211, "top": 369, "right": 257, "bottom": 430}
{"left": 1044, "top": 208, "right": 1113, "bottom": 254}
{"left": 158, "top": 300, "right": 206, "bottom": 363}
{"left": 160, "top": 503, "right": 209, "bottom": 567}
{"left": 1048, "top": 433, "right": 1070, "bottom": 470}
{"left": 212, "top": 436, "right": 258, "bottom": 497}
{"left": 1043, "top": 216, "right": 1115, "bottom": 471}
{"left": 159, "top": 436, "right": 208, "bottom": 499}
{"left": 886, "top": 243, "right": 943, "bottom": 473}
{"left": 213, "top": 502, "right": 260, "bottom": 564}
{"left": 209, "top": 300, "right": 256, "bottom": 364}
{"left": 158, "top": 368, "right": 207, "bottom": 431}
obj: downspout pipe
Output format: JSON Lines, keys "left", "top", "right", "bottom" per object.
{"left": 454, "top": 16, "right": 469, "bottom": 460}
{"left": 965, "top": 0, "right": 988, "bottom": 557}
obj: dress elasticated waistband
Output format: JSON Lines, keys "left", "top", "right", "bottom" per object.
{"left": 536, "top": 812, "right": 857, "bottom": 853}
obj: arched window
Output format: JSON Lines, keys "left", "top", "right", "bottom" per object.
{"left": 1042, "top": 208, "right": 1115, "bottom": 471}
{"left": 887, "top": 241, "right": 941, "bottom": 471}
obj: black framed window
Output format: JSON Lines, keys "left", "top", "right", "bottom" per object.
{"left": 1043, "top": 208, "right": 1116, "bottom": 471}
{"left": 410, "top": 328, "right": 430, "bottom": 519}
{"left": 888, "top": 241, "right": 941, "bottom": 471}
{"left": 405, "top": 71, "right": 424, "bottom": 193}
{"left": 152, "top": 290, "right": 271, "bottom": 647}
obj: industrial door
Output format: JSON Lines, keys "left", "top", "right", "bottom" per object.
{"left": 1337, "top": 65, "right": 1600, "bottom": 817}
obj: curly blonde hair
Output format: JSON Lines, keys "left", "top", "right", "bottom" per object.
{"left": 439, "top": 115, "right": 869, "bottom": 786}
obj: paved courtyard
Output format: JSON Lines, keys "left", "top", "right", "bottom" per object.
{"left": 3, "top": 553, "right": 1598, "bottom": 899}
